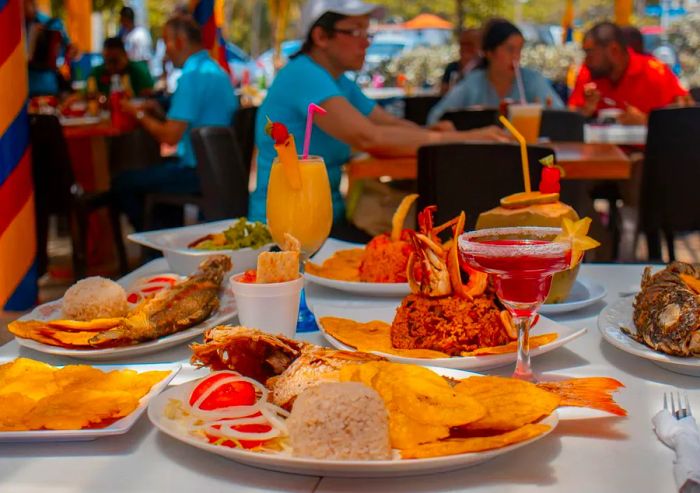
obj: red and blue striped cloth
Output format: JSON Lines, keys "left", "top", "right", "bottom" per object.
{"left": 0, "top": 0, "right": 37, "bottom": 310}
{"left": 190, "top": 0, "right": 230, "bottom": 75}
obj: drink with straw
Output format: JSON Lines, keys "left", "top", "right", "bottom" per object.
{"left": 265, "top": 104, "right": 331, "bottom": 332}
{"left": 267, "top": 155, "right": 332, "bottom": 254}
{"left": 462, "top": 115, "right": 599, "bottom": 380}
{"left": 508, "top": 103, "right": 542, "bottom": 144}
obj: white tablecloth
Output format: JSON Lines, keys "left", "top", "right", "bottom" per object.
{"left": 584, "top": 124, "right": 647, "bottom": 145}
{"left": 1, "top": 254, "right": 698, "bottom": 493}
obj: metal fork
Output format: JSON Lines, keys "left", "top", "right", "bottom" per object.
{"left": 664, "top": 391, "right": 693, "bottom": 419}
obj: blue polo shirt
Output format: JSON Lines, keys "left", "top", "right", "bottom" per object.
{"left": 249, "top": 54, "right": 376, "bottom": 223}
{"left": 167, "top": 50, "right": 238, "bottom": 167}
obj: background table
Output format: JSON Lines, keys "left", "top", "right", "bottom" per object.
{"left": 347, "top": 142, "right": 632, "bottom": 188}
{"left": 0, "top": 254, "right": 697, "bottom": 493}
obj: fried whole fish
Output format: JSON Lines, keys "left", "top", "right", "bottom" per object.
{"left": 190, "top": 326, "right": 625, "bottom": 417}
{"left": 190, "top": 326, "right": 383, "bottom": 408}
{"left": 624, "top": 262, "right": 700, "bottom": 357}
{"left": 9, "top": 255, "right": 232, "bottom": 348}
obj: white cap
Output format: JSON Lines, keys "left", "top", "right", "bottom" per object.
{"left": 299, "top": 0, "right": 384, "bottom": 39}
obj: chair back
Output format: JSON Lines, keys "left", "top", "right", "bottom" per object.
{"left": 108, "top": 127, "right": 161, "bottom": 174}
{"left": 417, "top": 143, "right": 551, "bottom": 230}
{"left": 233, "top": 106, "right": 258, "bottom": 176}
{"left": 640, "top": 107, "right": 700, "bottom": 233}
{"left": 540, "top": 109, "right": 585, "bottom": 142}
{"left": 28, "top": 114, "right": 76, "bottom": 213}
{"left": 403, "top": 96, "right": 441, "bottom": 126}
{"left": 690, "top": 87, "right": 700, "bottom": 104}
{"left": 192, "top": 126, "right": 249, "bottom": 220}
{"left": 441, "top": 109, "right": 499, "bottom": 131}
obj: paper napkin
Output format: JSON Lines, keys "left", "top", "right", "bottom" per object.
{"left": 653, "top": 410, "right": 700, "bottom": 493}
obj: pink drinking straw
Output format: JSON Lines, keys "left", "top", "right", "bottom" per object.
{"left": 302, "top": 103, "right": 327, "bottom": 159}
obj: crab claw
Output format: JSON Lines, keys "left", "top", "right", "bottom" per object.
{"left": 406, "top": 231, "right": 452, "bottom": 297}
{"left": 446, "top": 212, "right": 488, "bottom": 299}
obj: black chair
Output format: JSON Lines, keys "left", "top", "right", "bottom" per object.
{"left": 143, "top": 126, "right": 249, "bottom": 229}
{"left": 403, "top": 96, "right": 441, "bottom": 126}
{"left": 29, "top": 114, "right": 127, "bottom": 279}
{"left": 639, "top": 106, "right": 700, "bottom": 261}
{"left": 233, "top": 106, "right": 258, "bottom": 176}
{"left": 441, "top": 109, "right": 499, "bottom": 131}
{"left": 690, "top": 87, "right": 700, "bottom": 104}
{"left": 108, "top": 127, "right": 161, "bottom": 175}
{"left": 417, "top": 143, "right": 552, "bottom": 230}
{"left": 540, "top": 109, "right": 585, "bottom": 142}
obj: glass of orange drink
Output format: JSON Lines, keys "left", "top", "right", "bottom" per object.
{"left": 508, "top": 103, "right": 542, "bottom": 144}
{"left": 266, "top": 155, "right": 333, "bottom": 332}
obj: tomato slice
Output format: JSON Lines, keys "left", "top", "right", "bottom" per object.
{"left": 189, "top": 373, "right": 257, "bottom": 410}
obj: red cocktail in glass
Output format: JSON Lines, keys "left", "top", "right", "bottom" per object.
{"left": 458, "top": 227, "right": 571, "bottom": 380}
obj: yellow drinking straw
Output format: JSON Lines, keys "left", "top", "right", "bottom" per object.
{"left": 498, "top": 115, "right": 531, "bottom": 193}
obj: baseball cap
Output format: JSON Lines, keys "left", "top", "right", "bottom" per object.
{"left": 299, "top": 0, "right": 384, "bottom": 39}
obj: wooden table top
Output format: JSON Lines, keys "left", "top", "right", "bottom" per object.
{"left": 347, "top": 142, "right": 633, "bottom": 182}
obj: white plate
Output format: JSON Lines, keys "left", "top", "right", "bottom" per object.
{"left": 59, "top": 115, "right": 103, "bottom": 126}
{"left": 13, "top": 274, "right": 237, "bottom": 361}
{"left": 147, "top": 367, "right": 558, "bottom": 477}
{"left": 314, "top": 303, "right": 586, "bottom": 371}
{"left": 0, "top": 362, "right": 180, "bottom": 442}
{"left": 540, "top": 277, "right": 607, "bottom": 315}
{"left": 305, "top": 238, "right": 409, "bottom": 297}
{"left": 128, "top": 219, "right": 274, "bottom": 276}
{"left": 598, "top": 298, "right": 700, "bottom": 377}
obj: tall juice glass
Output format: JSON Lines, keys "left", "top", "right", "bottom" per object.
{"left": 508, "top": 104, "right": 542, "bottom": 144}
{"left": 266, "top": 155, "right": 333, "bottom": 331}
{"left": 458, "top": 227, "right": 571, "bottom": 380}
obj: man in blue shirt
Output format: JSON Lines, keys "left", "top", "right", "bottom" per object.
{"left": 251, "top": 0, "right": 507, "bottom": 236}
{"left": 115, "top": 15, "right": 238, "bottom": 231}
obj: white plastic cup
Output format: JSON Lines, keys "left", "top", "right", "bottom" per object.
{"left": 229, "top": 274, "right": 303, "bottom": 338}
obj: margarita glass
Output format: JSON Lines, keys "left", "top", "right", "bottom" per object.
{"left": 266, "top": 155, "right": 333, "bottom": 332}
{"left": 458, "top": 227, "right": 571, "bottom": 380}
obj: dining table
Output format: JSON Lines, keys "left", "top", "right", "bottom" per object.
{"left": 346, "top": 142, "right": 633, "bottom": 190}
{"left": 55, "top": 116, "right": 137, "bottom": 274}
{"left": 0, "top": 250, "right": 698, "bottom": 493}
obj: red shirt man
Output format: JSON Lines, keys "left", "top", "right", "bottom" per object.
{"left": 569, "top": 22, "right": 687, "bottom": 125}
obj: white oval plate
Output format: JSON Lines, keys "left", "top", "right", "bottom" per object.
{"left": 598, "top": 298, "right": 700, "bottom": 376}
{"left": 0, "top": 362, "right": 180, "bottom": 442}
{"left": 540, "top": 277, "right": 607, "bottom": 315}
{"left": 304, "top": 238, "right": 409, "bottom": 297}
{"left": 304, "top": 272, "right": 410, "bottom": 297}
{"left": 313, "top": 303, "right": 586, "bottom": 371}
{"left": 148, "top": 367, "right": 558, "bottom": 477}
{"left": 13, "top": 277, "right": 237, "bottom": 361}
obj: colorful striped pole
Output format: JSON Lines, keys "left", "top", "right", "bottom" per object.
{"left": 0, "top": 0, "right": 37, "bottom": 310}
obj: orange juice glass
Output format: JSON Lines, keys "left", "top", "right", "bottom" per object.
{"left": 266, "top": 155, "right": 333, "bottom": 257}
{"left": 508, "top": 104, "right": 542, "bottom": 144}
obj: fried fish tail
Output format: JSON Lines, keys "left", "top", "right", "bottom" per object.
{"left": 537, "top": 377, "right": 627, "bottom": 416}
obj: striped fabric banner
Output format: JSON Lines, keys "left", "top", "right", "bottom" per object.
{"left": 190, "top": 0, "right": 230, "bottom": 75}
{"left": 0, "top": 0, "right": 37, "bottom": 310}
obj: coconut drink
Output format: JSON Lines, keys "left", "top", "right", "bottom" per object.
{"left": 476, "top": 184, "right": 581, "bottom": 304}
